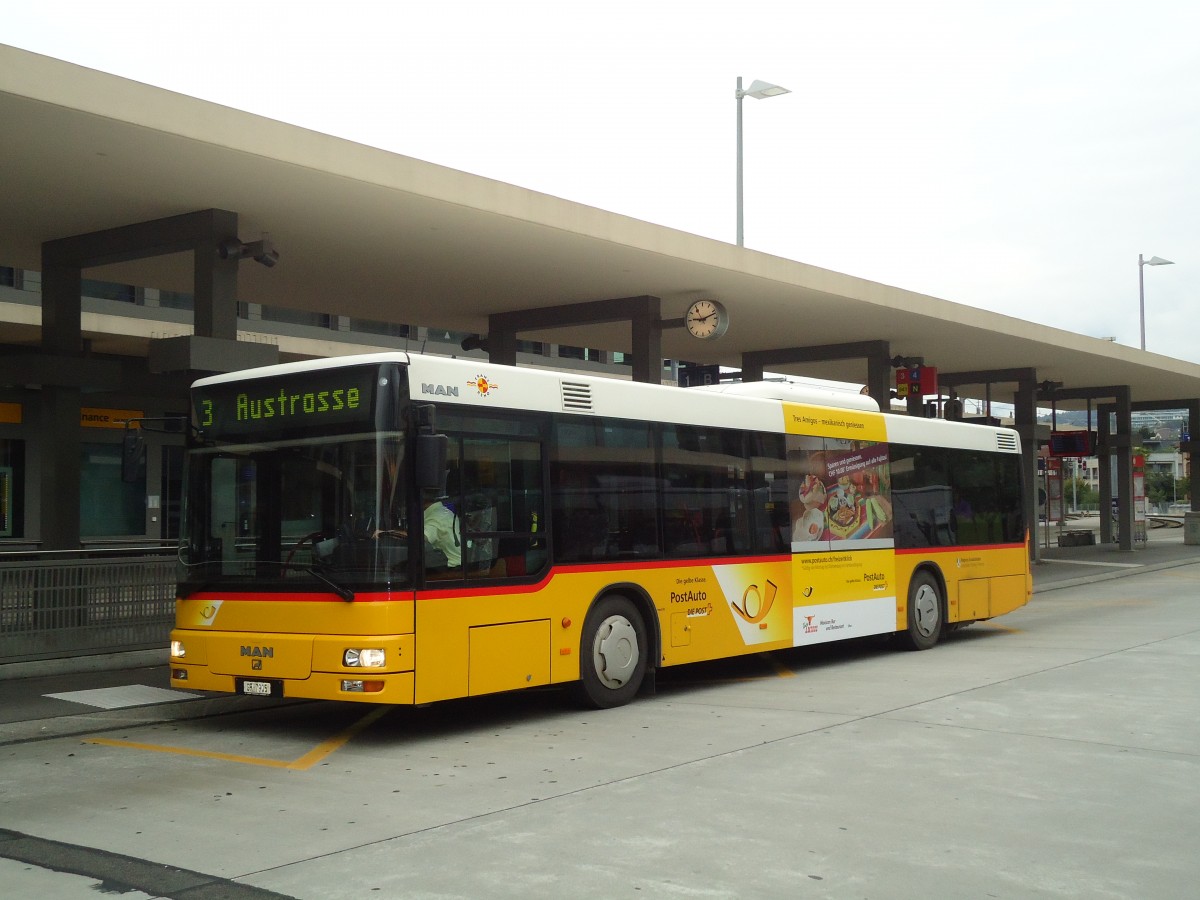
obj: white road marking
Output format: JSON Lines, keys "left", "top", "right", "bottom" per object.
{"left": 1040, "top": 558, "right": 1143, "bottom": 569}
{"left": 44, "top": 685, "right": 200, "bottom": 709}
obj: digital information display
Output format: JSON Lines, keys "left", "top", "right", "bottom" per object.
{"left": 193, "top": 366, "right": 379, "bottom": 438}
{"left": 1048, "top": 431, "right": 1094, "bottom": 457}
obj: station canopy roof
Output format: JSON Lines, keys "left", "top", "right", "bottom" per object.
{"left": 3, "top": 43, "right": 1199, "bottom": 411}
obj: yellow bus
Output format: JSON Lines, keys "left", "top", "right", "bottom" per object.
{"left": 170, "top": 352, "right": 1030, "bottom": 708}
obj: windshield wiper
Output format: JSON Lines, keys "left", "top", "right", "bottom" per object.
{"left": 293, "top": 565, "right": 356, "bottom": 603}
{"left": 178, "top": 561, "right": 356, "bottom": 602}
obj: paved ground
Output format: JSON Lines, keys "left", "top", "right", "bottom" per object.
{"left": 1, "top": 528, "right": 1198, "bottom": 898}
{"left": 1034, "top": 512, "right": 1196, "bottom": 589}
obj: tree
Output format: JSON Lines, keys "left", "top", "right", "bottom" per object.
{"left": 1145, "top": 471, "right": 1174, "bottom": 506}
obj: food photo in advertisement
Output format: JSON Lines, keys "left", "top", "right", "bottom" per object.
{"left": 789, "top": 437, "right": 893, "bottom": 550}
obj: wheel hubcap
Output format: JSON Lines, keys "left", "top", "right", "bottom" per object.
{"left": 592, "top": 615, "right": 639, "bottom": 689}
{"left": 913, "top": 584, "right": 940, "bottom": 637}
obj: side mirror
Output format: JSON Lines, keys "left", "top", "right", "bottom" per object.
{"left": 121, "top": 424, "right": 145, "bottom": 483}
{"left": 415, "top": 433, "right": 448, "bottom": 491}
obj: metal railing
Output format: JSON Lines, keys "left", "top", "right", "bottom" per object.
{"left": 0, "top": 549, "right": 177, "bottom": 664}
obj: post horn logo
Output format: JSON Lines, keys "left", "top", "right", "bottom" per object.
{"left": 731, "top": 580, "right": 778, "bottom": 629}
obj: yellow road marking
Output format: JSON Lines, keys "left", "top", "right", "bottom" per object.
{"left": 289, "top": 705, "right": 390, "bottom": 769}
{"left": 758, "top": 652, "right": 796, "bottom": 678}
{"left": 973, "top": 623, "right": 1022, "bottom": 634}
{"left": 84, "top": 706, "right": 391, "bottom": 770}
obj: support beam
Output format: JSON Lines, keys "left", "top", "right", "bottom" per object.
{"left": 939, "top": 368, "right": 1039, "bottom": 387}
{"left": 1114, "top": 388, "right": 1134, "bottom": 552}
{"left": 193, "top": 209, "right": 240, "bottom": 340}
{"left": 1099, "top": 408, "right": 1113, "bottom": 544}
{"left": 1041, "top": 385, "right": 1139, "bottom": 552}
{"left": 866, "top": 352, "right": 892, "bottom": 410}
{"left": 1095, "top": 393, "right": 1135, "bottom": 551}
{"left": 35, "top": 209, "right": 275, "bottom": 549}
{"left": 1117, "top": 397, "right": 1200, "bottom": 515}
{"left": 488, "top": 296, "right": 663, "bottom": 383}
{"left": 1012, "top": 376, "right": 1039, "bottom": 563}
{"left": 741, "top": 341, "right": 892, "bottom": 409}
{"left": 1188, "top": 400, "right": 1200, "bottom": 514}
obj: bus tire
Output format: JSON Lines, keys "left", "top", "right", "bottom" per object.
{"left": 900, "top": 570, "right": 944, "bottom": 651}
{"left": 575, "top": 595, "right": 647, "bottom": 709}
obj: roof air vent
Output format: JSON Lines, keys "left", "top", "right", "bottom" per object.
{"left": 561, "top": 381, "right": 594, "bottom": 412}
{"left": 996, "top": 432, "right": 1020, "bottom": 453}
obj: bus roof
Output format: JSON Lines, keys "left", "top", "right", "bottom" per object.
{"left": 193, "top": 352, "right": 1021, "bottom": 453}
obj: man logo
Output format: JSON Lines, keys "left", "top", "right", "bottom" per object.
{"left": 251, "top": 659, "right": 263, "bottom": 671}
{"left": 468, "top": 375, "right": 499, "bottom": 397}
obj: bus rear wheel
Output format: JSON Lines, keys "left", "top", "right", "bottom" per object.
{"left": 900, "top": 571, "right": 944, "bottom": 651}
{"left": 575, "top": 596, "right": 647, "bottom": 709}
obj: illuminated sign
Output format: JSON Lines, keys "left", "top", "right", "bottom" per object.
{"left": 194, "top": 366, "right": 379, "bottom": 438}
{"left": 81, "top": 407, "right": 143, "bottom": 429}
{"left": 895, "top": 366, "right": 938, "bottom": 399}
{"left": 0, "top": 402, "right": 21, "bottom": 425}
{"left": 1048, "top": 431, "right": 1094, "bottom": 457}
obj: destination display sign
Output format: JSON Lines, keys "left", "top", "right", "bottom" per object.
{"left": 193, "top": 365, "right": 379, "bottom": 438}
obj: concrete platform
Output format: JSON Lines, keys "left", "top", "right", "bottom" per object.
{"left": 1, "top": 551, "right": 1199, "bottom": 898}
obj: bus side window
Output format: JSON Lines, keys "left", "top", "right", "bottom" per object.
{"left": 457, "top": 431, "right": 547, "bottom": 579}
{"left": 661, "top": 424, "right": 751, "bottom": 558}
{"left": 551, "top": 417, "right": 658, "bottom": 561}
{"left": 750, "top": 433, "right": 788, "bottom": 553}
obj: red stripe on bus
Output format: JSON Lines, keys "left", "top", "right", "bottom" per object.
{"left": 180, "top": 590, "right": 410, "bottom": 603}
{"left": 415, "top": 554, "right": 791, "bottom": 599}
{"left": 894, "top": 543, "right": 1026, "bottom": 555}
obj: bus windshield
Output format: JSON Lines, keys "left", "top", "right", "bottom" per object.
{"left": 181, "top": 433, "right": 411, "bottom": 594}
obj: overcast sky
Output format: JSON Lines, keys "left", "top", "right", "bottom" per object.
{"left": 6, "top": 0, "right": 1198, "bottom": 362}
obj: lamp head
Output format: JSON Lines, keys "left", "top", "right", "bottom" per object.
{"left": 737, "top": 78, "right": 791, "bottom": 100}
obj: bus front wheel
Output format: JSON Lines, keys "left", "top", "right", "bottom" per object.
{"left": 900, "top": 571, "right": 944, "bottom": 651}
{"left": 575, "top": 596, "right": 647, "bottom": 709}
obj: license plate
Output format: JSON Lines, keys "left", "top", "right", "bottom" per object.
{"left": 241, "top": 680, "right": 273, "bottom": 696}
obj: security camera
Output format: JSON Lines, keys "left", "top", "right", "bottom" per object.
{"left": 460, "top": 335, "right": 490, "bottom": 352}
{"left": 243, "top": 238, "right": 278, "bottom": 268}
{"left": 217, "top": 236, "right": 279, "bottom": 268}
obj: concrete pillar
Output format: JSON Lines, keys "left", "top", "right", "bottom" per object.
{"left": 1013, "top": 377, "right": 1039, "bottom": 562}
{"left": 740, "top": 356, "right": 765, "bottom": 382}
{"left": 1180, "top": 400, "right": 1199, "bottom": 544}
{"left": 486, "top": 321, "right": 518, "bottom": 367}
{"left": 38, "top": 385, "right": 82, "bottom": 550}
{"left": 193, "top": 209, "right": 240, "bottom": 340}
{"left": 1188, "top": 400, "right": 1199, "bottom": 513}
{"left": 1099, "top": 410, "right": 1113, "bottom": 544}
{"left": 1114, "top": 388, "right": 1134, "bottom": 551}
{"left": 630, "top": 295, "right": 662, "bottom": 384}
{"left": 41, "top": 246, "right": 83, "bottom": 357}
{"left": 866, "top": 350, "right": 892, "bottom": 411}
{"left": 39, "top": 244, "right": 84, "bottom": 549}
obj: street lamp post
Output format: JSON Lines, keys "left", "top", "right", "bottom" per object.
{"left": 735, "top": 76, "right": 790, "bottom": 247}
{"left": 1138, "top": 253, "right": 1174, "bottom": 350}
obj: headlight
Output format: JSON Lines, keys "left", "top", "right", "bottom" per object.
{"left": 171, "top": 640, "right": 186, "bottom": 659}
{"left": 343, "top": 648, "right": 386, "bottom": 668}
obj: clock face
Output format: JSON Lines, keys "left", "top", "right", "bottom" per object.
{"left": 685, "top": 299, "right": 729, "bottom": 340}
